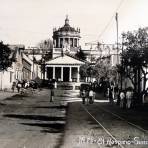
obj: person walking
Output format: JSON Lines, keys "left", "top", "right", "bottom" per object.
{"left": 50, "top": 88, "right": 54, "bottom": 102}
{"left": 109, "top": 88, "right": 113, "bottom": 105}
{"left": 16, "top": 81, "right": 22, "bottom": 93}
{"left": 120, "top": 91, "right": 125, "bottom": 108}
{"left": 11, "top": 82, "right": 16, "bottom": 93}
{"left": 81, "top": 90, "right": 86, "bottom": 104}
{"left": 126, "top": 88, "right": 133, "bottom": 109}
{"left": 89, "top": 89, "right": 94, "bottom": 104}
{"left": 54, "top": 81, "right": 57, "bottom": 89}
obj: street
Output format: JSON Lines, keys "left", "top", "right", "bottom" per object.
{"left": 0, "top": 89, "right": 148, "bottom": 148}
{"left": 0, "top": 89, "right": 67, "bottom": 148}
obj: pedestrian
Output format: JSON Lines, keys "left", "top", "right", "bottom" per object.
{"left": 22, "top": 80, "right": 26, "bottom": 88}
{"left": 54, "top": 81, "right": 57, "bottom": 89}
{"left": 11, "top": 82, "right": 16, "bottom": 92}
{"left": 16, "top": 81, "right": 22, "bottom": 93}
{"left": 126, "top": 87, "right": 133, "bottom": 109}
{"left": 106, "top": 87, "right": 110, "bottom": 100}
{"left": 89, "top": 89, "right": 94, "bottom": 104}
{"left": 109, "top": 88, "right": 113, "bottom": 105}
{"left": 50, "top": 89, "right": 54, "bottom": 102}
{"left": 120, "top": 91, "right": 125, "bottom": 108}
{"left": 81, "top": 90, "right": 86, "bottom": 104}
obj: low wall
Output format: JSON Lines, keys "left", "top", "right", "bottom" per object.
{"left": 57, "top": 82, "right": 81, "bottom": 90}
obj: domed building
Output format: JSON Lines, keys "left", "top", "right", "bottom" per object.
{"left": 45, "top": 16, "right": 85, "bottom": 82}
{"left": 52, "top": 16, "right": 81, "bottom": 58}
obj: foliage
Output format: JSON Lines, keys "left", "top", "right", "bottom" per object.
{"left": 0, "top": 41, "right": 15, "bottom": 71}
{"left": 37, "top": 39, "right": 53, "bottom": 51}
{"left": 79, "top": 63, "right": 90, "bottom": 78}
{"left": 80, "top": 56, "right": 117, "bottom": 83}
{"left": 43, "top": 52, "right": 52, "bottom": 61}
{"left": 37, "top": 39, "right": 53, "bottom": 61}
{"left": 75, "top": 47, "right": 86, "bottom": 61}
{"left": 94, "top": 58, "right": 117, "bottom": 82}
{"left": 120, "top": 28, "right": 148, "bottom": 101}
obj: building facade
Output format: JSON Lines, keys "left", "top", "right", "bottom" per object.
{"left": 45, "top": 16, "right": 84, "bottom": 82}
{"left": 52, "top": 16, "right": 80, "bottom": 58}
{"left": 0, "top": 45, "right": 40, "bottom": 90}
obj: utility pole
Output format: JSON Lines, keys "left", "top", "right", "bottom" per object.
{"left": 115, "top": 12, "right": 119, "bottom": 64}
{"left": 0, "top": 72, "right": 2, "bottom": 90}
{"left": 115, "top": 12, "right": 120, "bottom": 87}
{"left": 32, "top": 48, "right": 35, "bottom": 79}
{"left": 90, "top": 45, "right": 92, "bottom": 83}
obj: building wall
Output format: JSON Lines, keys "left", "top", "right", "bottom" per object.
{"left": 0, "top": 45, "right": 41, "bottom": 90}
{"left": 0, "top": 69, "right": 15, "bottom": 90}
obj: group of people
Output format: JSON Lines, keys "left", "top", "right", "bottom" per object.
{"left": 81, "top": 88, "right": 95, "bottom": 104}
{"left": 11, "top": 81, "right": 22, "bottom": 93}
{"left": 11, "top": 80, "right": 37, "bottom": 93}
{"left": 105, "top": 83, "right": 134, "bottom": 109}
{"left": 118, "top": 87, "right": 134, "bottom": 109}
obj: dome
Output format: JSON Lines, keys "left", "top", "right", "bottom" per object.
{"left": 58, "top": 26, "right": 76, "bottom": 32}
{"left": 55, "top": 16, "right": 78, "bottom": 33}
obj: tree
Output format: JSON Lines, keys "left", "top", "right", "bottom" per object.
{"left": 94, "top": 57, "right": 117, "bottom": 82}
{"left": 75, "top": 47, "right": 86, "bottom": 61}
{"left": 37, "top": 39, "right": 53, "bottom": 61}
{"left": 0, "top": 41, "right": 15, "bottom": 71}
{"left": 120, "top": 28, "right": 148, "bottom": 104}
{"left": 79, "top": 63, "right": 90, "bottom": 78}
{"left": 79, "top": 63, "right": 95, "bottom": 81}
{"left": 37, "top": 39, "right": 53, "bottom": 51}
{"left": 37, "top": 39, "right": 53, "bottom": 79}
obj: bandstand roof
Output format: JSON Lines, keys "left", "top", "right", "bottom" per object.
{"left": 46, "top": 55, "right": 85, "bottom": 66}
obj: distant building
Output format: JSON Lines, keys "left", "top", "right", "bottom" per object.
{"left": 83, "top": 44, "right": 118, "bottom": 66}
{"left": 52, "top": 15, "right": 81, "bottom": 58}
{"left": 21, "top": 16, "right": 119, "bottom": 84}
{"left": 45, "top": 16, "right": 84, "bottom": 82}
{"left": 0, "top": 45, "right": 40, "bottom": 90}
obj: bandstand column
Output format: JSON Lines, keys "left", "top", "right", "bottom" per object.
{"left": 77, "top": 67, "right": 80, "bottom": 82}
{"left": 68, "top": 38, "right": 70, "bottom": 45}
{"left": 73, "top": 38, "right": 74, "bottom": 47}
{"left": 77, "top": 39, "right": 79, "bottom": 47}
{"left": 45, "top": 67, "right": 47, "bottom": 79}
{"left": 58, "top": 38, "right": 60, "bottom": 48}
{"left": 54, "top": 40, "right": 56, "bottom": 48}
{"left": 53, "top": 66, "right": 55, "bottom": 79}
{"left": 61, "top": 67, "right": 63, "bottom": 81}
{"left": 69, "top": 67, "right": 72, "bottom": 82}
{"left": 63, "top": 38, "right": 65, "bottom": 45}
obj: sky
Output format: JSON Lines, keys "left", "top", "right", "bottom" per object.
{"left": 0, "top": 0, "right": 148, "bottom": 48}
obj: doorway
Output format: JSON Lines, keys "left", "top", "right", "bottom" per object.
{"left": 63, "top": 67, "right": 69, "bottom": 82}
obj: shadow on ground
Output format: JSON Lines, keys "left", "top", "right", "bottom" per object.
{"left": 33, "top": 105, "right": 67, "bottom": 109}
{"left": 4, "top": 94, "right": 25, "bottom": 101}
{"left": 21, "top": 123, "right": 65, "bottom": 133}
{"left": 3, "top": 114, "right": 66, "bottom": 121}
{"left": 3, "top": 114, "right": 66, "bottom": 133}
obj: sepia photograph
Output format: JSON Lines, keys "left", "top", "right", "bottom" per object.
{"left": 0, "top": 0, "right": 148, "bottom": 147}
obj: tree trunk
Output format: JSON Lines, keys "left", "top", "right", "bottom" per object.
{"left": 137, "top": 67, "right": 142, "bottom": 105}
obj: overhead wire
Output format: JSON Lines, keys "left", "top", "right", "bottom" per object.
{"left": 88, "top": 0, "right": 126, "bottom": 44}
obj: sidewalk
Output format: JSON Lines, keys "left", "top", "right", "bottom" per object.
{"left": 0, "top": 89, "right": 69, "bottom": 148}
{"left": 0, "top": 91, "right": 18, "bottom": 101}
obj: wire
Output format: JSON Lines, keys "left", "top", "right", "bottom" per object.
{"left": 88, "top": 0, "right": 126, "bottom": 44}
{"left": 98, "top": 0, "right": 126, "bottom": 39}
